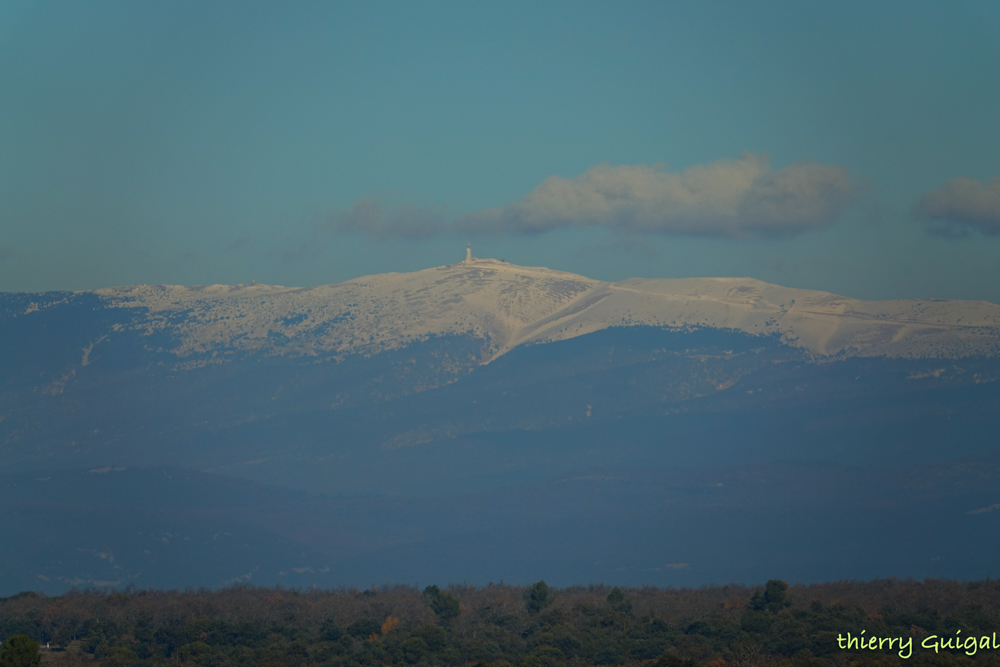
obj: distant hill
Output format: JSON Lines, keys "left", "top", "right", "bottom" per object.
{"left": 2, "top": 261, "right": 999, "bottom": 593}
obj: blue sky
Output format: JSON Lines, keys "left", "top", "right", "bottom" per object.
{"left": 2, "top": 1, "right": 999, "bottom": 302}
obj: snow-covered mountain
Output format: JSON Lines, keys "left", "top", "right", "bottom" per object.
{"left": 4, "top": 259, "right": 999, "bottom": 474}
{"left": 55, "top": 257, "right": 1000, "bottom": 364}
{"left": 3, "top": 260, "right": 1000, "bottom": 593}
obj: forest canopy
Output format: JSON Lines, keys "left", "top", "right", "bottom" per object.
{"left": 2, "top": 579, "right": 1000, "bottom": 667}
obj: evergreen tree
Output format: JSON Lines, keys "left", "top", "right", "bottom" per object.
{"left": 424, "top": 585, "right": 460, "bottom": 620}
{"left": 526, "top": 580, "right": 552, "bottom": 613}
{"left": 0, "top": 635, "right": 41, "bottom": 667}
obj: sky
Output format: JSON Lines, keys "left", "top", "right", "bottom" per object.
{"left": 2, "top": 0, "right": 999, "bottom": 302}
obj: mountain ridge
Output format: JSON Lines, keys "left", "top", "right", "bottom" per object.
{"left": 14, "top": 258, "right": 1000, "bottom": 363}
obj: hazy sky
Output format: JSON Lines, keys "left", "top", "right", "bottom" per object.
{"left": 3, "top": 1, "right": 999, "bottom": 302}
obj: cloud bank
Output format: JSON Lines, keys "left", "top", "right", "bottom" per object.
{"left": 914, "top": 176, "right": 1000, "bottom": 237}
{"left": 328, "top": 153, "right": 857, "bottom": 240}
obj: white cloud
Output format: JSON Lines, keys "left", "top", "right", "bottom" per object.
{"left": 327, "top": 153, "right": 857, "bottom": 240}
{"left": 914, "top": 176, "right": 1000, "bottom": 237}
{"left": 461, "top": 153, "right": 855, "bottom": 237}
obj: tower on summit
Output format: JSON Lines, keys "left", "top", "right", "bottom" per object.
{"left": 465, "top": 243, "right": 472, "bottom": 263}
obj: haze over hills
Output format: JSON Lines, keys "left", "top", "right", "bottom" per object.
{"left": 2, "top": 257, "right": 1000, "bottom": 593}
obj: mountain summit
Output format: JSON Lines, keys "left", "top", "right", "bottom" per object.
{"left": 75, "top": 259, "right": 1000, "bottom": 363}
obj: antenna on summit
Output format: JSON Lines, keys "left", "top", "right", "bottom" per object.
{"left": 465, "top": 243, "right": 472, "bottom": 263}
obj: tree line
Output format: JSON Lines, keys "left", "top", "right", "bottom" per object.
{"left": 2, "top": 579, "right": 1000, "bottom": 667}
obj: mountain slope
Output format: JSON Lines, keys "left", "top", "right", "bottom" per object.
{"left": 50, "top": 258, "right": 1000, "bottom": 365}
{"left": 1, "top": 260, "right": 998, "bottom": 488}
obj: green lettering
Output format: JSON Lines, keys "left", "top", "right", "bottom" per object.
{"left": 899, "top": 637, "right": 913, "bottom": 659}
{"left": 923, "top": 636, "right": 940, "bottom": 654}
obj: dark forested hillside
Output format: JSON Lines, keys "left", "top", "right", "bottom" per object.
{"left": 3, "top": 580, "right": 1000, "bottom": 667}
